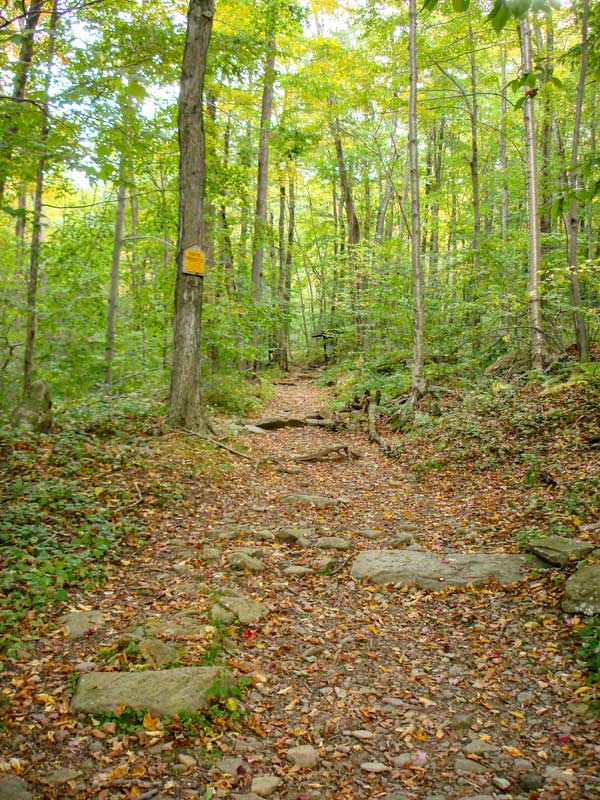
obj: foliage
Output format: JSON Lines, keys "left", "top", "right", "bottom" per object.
{"left": 578, "top": 616, "right": 600, "bottom": 686}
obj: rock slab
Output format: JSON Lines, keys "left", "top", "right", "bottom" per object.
{"left": 71, "top": 666, "right": 231, "bottom": 717}
{"left": 529, "top": 535, "right": 594, "bottom": 566}
{"left": 0, "top": 777, "right": 32, "bottom": 800}
{"left": 59, "top": 610, "right": 103, "bottom": 638}
{"left": 562, "top": 563, "right": 600, "bottom": 614}
{"left": 211, "top": 596, "right": 267, "bottom": 625}
{"left": 351, "top": 550, "right": 538, "bottom": 588}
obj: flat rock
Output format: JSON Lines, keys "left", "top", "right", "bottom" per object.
{"left": 287, "top": 744, "right": 320, "bottom": 768}
{"left": 0, "top": 777, "right": 33, "bottom": 800}
{"left": 250, "top": 775, "right": 283, "bottom": 797}
{"left": 315, "top": 536, "right": 351, "bottom": 551}
{"left": 281, "top": 494, "right": 349, "bottom": 507}
{"left": 59, "top": 610, "right": 103, "bottom": 638}
{"left": 351, "top": 550, "right": 539, "bottom": 588}
{"left": 44, "top": 768, "right": 81, "bottom": 786}
{"left": 139, "top": 639, "right": 178, "bottom": 667}
{"left": 211, "top": 596, "right": 267, "bottom": 625}
{"left": 252, "top": 416, "right": 306, "bottom": 430}
{"left": 200, "top": 545, "right": 220, "bottom": 562}
{"left": 455, "top": 757, "right": 487, "bottom": 775}
{"left": 255, "top": 529, "right": 275, "bottom": 541}
{"left": 244, "top": 425, "right": 269, "bottom": 434}
{"left": 529, "top": 535, "right": 594, "bottom": 566}
{"left": 71, "top": 666, "right": 231, "bottom": 717}
{"left": 283, "top": 566, "right": 313, "bottom": 576}
{"left": 562, "top": 563, "right": 600, "bottom": 614}
{"left": 208, "top": 525, "right": 242, "bottom": 541}
{"left": 463, "top": 739, "right": 498, "bottom": 755}
{"left": 389, "top": 533, "right": 414, "bottom": 548}
{"left": 358, "top": 529, "right": 383, "bottom": 540}
{"left": 360, "top": 761, "right": 389, "bottom": 773}
{"left": 145, "top": 614, "right": 201, "bottom": 638}
{"left": 276, "top": 527, "right": 314, "bottom": 547}
{"left": 214, "top": 756, "right": 249, "bottom": 776}
{"left": 228, "top": 552, "right": 265, "bottom": 572}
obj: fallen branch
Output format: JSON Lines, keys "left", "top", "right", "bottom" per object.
{"left": 368, "top": 400, "right": 397, "bottom": 456}
{"left": 292, "top": 443, "right": 362, "bottom": 462}
{"left": 175, "top": 427, "right": 257, "bottom": 462}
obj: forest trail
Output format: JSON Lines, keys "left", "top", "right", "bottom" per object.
{"left": 2, "top": 372, "right": 599, "bottom": 800}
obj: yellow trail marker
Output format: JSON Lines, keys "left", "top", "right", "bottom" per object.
{"left": 183, "top": 246, "right": 205, "bottom": 276}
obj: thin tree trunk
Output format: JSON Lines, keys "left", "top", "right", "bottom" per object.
{"left": 168, "top": 0, "right": 214, "bottom": 431}
{"left": 375, "top": 102, "right": 398, "bottom": 245}
{"left": 251, "top": 36, "right": 276, "bottom": 303}
{"left": 468, "top": 19, "right": 481, "bottom": 305}
{"left": 0, "top": 0, "right": 44, "bottom": 203}
{"left": 500, "top": 55, "right": 509, "bottom": 244}
{"left": 408, "top": 0, "right": 425, "bottom": 399}
{"left": 539, "top": 14, "right": 554, "bottom": 235}
{"left": 283, "top": 176, "right": 295, "bottom": 367}
{"left": 564, "top": 0, "right": 590, "bottom": 361}
{"left": 519, "top": 18, "right": 545, "bottom": 369}
{"left": 22, "top": 0, "right": 58, "bottom": 398}
{"left": 278, "top": 181, "right": 287, "bottom": 370}
{"left": 104, "top": 166, "right": 127, "bottom": 393}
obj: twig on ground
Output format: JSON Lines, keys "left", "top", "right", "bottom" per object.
{"left": 174, "top": 427, "right": 257, "bottom": 462}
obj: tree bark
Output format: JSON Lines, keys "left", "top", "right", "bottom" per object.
{"left": 564, "top": 0, "right": 590, "bottom": 361}
{"left": 500, "top": 55, "right": 509, "bottom": 244}
{"left": 104, "top": 164, "right": 127, "bottom": 393}
{"left": 251, "top": 36, "right": 276, "bottom": 304}
{"left": 0, "top": 0, "right": 44, "bottom": 203}
{"left": 408, "top": 0, "right": 426, "bottom": 400}
{"left": 168, "top": 0, "right": 214, "bottom": 431}
{"left": 518, "top": 19, "right": 545, "bottom": 370}
{"left": 22, "top": 0, "right": 58, "bottom": 398}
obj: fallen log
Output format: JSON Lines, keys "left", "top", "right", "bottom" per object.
{"left": 251, "top": 415, "right": 335, "bottom": 430}
{"left": 292, "top": 443, "right": 362, "bottom": 462}
{"left": 367, "top": 400, "right": 398, "bottom": 456}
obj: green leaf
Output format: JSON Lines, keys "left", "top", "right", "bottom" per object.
{"left": 422, "top": 0, "right": 439, "bottom": 11}
{"left": 514, "top": 95, "right": 527, "bottom": 110}
{"left": 452, "top": 0, "right": 470, "bottom": 11}
{"left": 509, "top": 0, "right": 533, "bottom": 19}
{"left": 488, "top": 1, "right": 511, "bottom": 33}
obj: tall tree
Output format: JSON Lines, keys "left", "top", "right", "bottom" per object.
{"left": 408, "top": 0, "right": 426, "bottom": 399}
{"left": 519, "top": 18, "right": 545, "bottom": 370}
{"left": 168, "top": 0, "right": 214, "bottom": 430}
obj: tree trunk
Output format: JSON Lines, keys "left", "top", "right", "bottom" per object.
{"left": 375, "top": 101, "right": 398, "bottom": 245}
{"left": 104, "top": 164, "right": 127, "bottom": 394}
{"left": 168, "top": 0, "right": 214, "bottom": 431}
{"left": 564, "top": 0, "right": 590, "bottom": 361}
{"left": 251, "top": 37, "right": 276, "bottom": 304}
{"left": 500, "top": 55, "right": 509, "bottom": 244}
{"left": 468, "top": 20, "right": 481, "bottom": 305}
{"left": 408, "top": 0, "right": 426, "bottom": 400}
{"left": 518, "top": 18, "right": 545, "bottom": 370}
{"left": 0, "top": 0, "right": 44, "bottom": 203}
{"left": 22, "top": 0, "right": 58, "bottom": 398}
{"left": 278, "top": 181, "right": 288, "bottom": 370}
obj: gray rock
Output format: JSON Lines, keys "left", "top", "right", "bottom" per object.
{"left": 250, "top": 775, "right": 283, "bottom": 796}
{"left": 283, "top": 566, "right": 313, "bottom": 576}
{"left": 178, "top": 754, "right": 197, "bottom": 768}
{"left": 492, "top": 776, "right": 511, "bottom": 790}
{"left": 145, "top": 615, "right": 201, "bottom": 638}
{"left": 529, "top": 535, "right": 594, "bottom": 567}
{"left": 0, "top": 777, "right": 32, "bottom": 800}
{"left": 389, "top": 533, "right": 414, "bottom": 548}
{"left": 358, "top": 530, "right": 383, "bottom": 540}
{"left": 59, "top": 610, "right": 103, "bottom": 638}
{"left": 211, "top": 596, "right": 267, "bottom": 625}
{"left": 562, "top": 563, "right": 600, "bottom": 614}
{"left": 209, "top": 525, "right": 242, "bottom": 541}
{"left": 463, "top": 739, "right": 498, "bottom": 755}
{"left": 315, "top": 537, "right": 351, "bottom": 551}
{"left": 349, "top": 729, "right": 374, "bottom": 740}
{"left": 455, "top": 757, "right": 487, "bottom": 775}
{"left": 287, "top": 744, "right": 320, "bottom": 768}
{"left": 281, "top": 494, "right": 350, "bottom": 508}
{"left": 519, "top": 771, "right": 543, "bottom": 790}
{"left": 214, "top": 756, "right": 248, "bottom": 776}
{"left": 276, "top": 528, "right": 313, "bottom": 548}
{"left": 74, "top": 661, "right": 97, "bottom": 673}
{"left": 236, "top": 546, "right": 264, "bottom": 558}
{"left": 513, "top": 758, "right": 533, "bottom": 772}
{"left": 351, "top": 550, "right": 539, "bottom": 588}
{"left": 544, "top": 765, "right": 576, "bottom": 783}
{"left": 228, "top": 552, "right": 265, "bottom": 573}
{"left": 405, "top": 544, "right": 428, "bottom": 552}
{"left": 392, "top": 753, "right": 413, "bottom": 768}
{"left": 244, "top": 425, "right": 269, "bottom": 434}
{"left": 448, "top": 712, "right": 475, "bottom": 730}
{"left": 44, "top": 768, "right": 81, "bottom": 786}
{"left": 200, "top": 546, "right": 221, "bottom": 562}
{"left": 255, "top": 530, "right": 275, "bottom": 541}
{"left": 360, "top": 761, "right": 389, "bottom": 773}
{"left": 139, "top": 639, "right": 178, "bottom": 667}
{"left": 71, "top": 666, "right": 231, "bottom": 717}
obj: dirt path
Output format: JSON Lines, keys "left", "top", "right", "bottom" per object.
{"left": 1, "top": 372, "right": 599, "bottom": 800}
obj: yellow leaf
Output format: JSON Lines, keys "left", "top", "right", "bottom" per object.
{"left": 414, "top": 727, "right": 428, "bottom": 740}
{"left": 142, "top": 711, "right": 161, "bottom": 731}
{"left": 225, "top": 698, "right": 237, "bottom": 713}
{"left": 508, "top": 711, "right": 524, "bottom": 719}
{"left": 35, "top": 694, "right": 55, "bottom": 705}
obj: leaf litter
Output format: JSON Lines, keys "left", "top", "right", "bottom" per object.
{"left": 1, "top": 370, "right": 599, "bottom": 799}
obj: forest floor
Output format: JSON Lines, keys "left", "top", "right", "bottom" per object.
{"left": 1, "top": 368, "right": 600, "bottom": 800}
